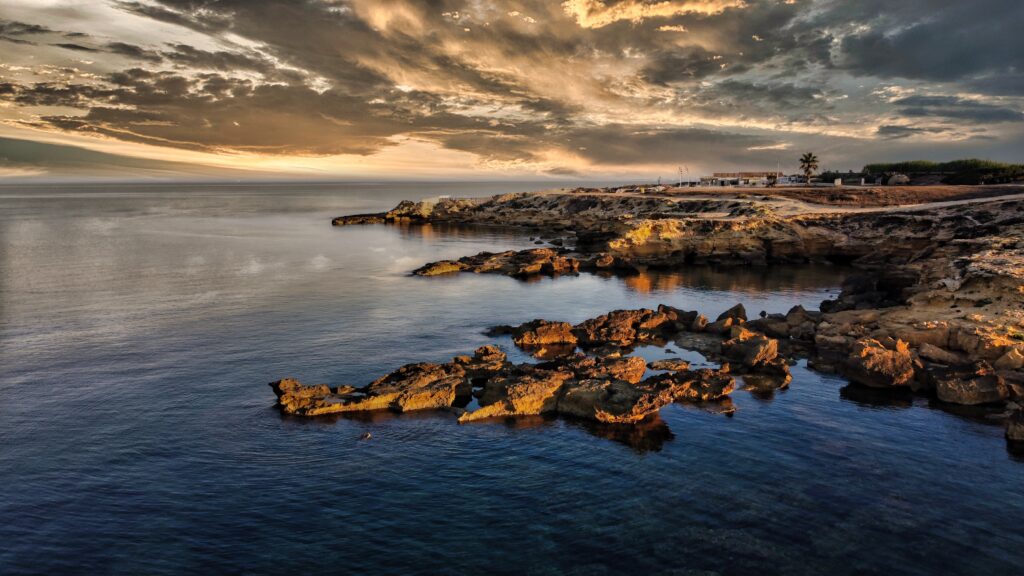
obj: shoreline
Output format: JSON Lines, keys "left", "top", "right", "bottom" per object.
{"left": 277, "top": 185, "right": 1024, "bottom": 447}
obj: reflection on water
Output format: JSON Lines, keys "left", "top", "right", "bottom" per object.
{"left": 573, "top": 416, "right": 676, "bottom": 453}
{"left": 1, "top": 183, "right": 1022, "bottom": 576}
{"left": 621, "top": 265, "right": 848, "bottom": 297}
{"left": 839, "top": 384, "right": 916, "bottom": 409}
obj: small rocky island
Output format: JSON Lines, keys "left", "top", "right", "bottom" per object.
{"left": 277, "top": 185, "right": 1024, "bottom": 445}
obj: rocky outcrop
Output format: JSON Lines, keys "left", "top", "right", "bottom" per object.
{"left": 721, "top": 327, "right": 778, "bottom": 370}
{"left": 413, "top": 248, "right": 580, "bottom": 278}
{"left": 931, "top": 362, "right": 1008, "bottom": 405}
{"left": 270, "top": 378, "right": 333, "bottom": 413}
{"left": 412, "top": 260, "right": 466, "bottom": 276}
{"left": 332, "top": 213, "right": 386, "bottom": 225}
{"left": 459, "top": 366, "right": 572, "bottom": 423}
{"left": 557, "top": 378, "right": 671, "bottom": 424}
{"left": 555, "top": 355, "right": 648, "bottom": 384}
{"left": 512, "top": 320, "right": 578, "bottom": 347}
{"left": 572, "top": 308, "right": 676, "bottom": 347}
{"left": 453, "top": 345, "right": 510, "bottom": 378}
{"left": 321, "top": 189, "right": 1024, "bottom": 445}
{"left": 841, "top": 338, "right": 916, "bottom": 388}
{"left": 642, "top": 368, "right": 736, "bottom": 403}
{"left": 272, "top": 328, "right": 738, "bottom": 428}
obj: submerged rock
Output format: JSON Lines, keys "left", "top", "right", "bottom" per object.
{"left": 742, "top": 373, "right": 792, "bottom": 392}
{"left": 648, "top": 359, "right": 691, "bottom": 371}
{"left": 1008, "top": 409, "right": 1024, "bottom": 442}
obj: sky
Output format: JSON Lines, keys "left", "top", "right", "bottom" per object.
{"left": 0, "top": 0, "right": 1022, "bottom": 181}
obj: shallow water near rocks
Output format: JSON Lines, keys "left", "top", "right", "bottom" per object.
{"left": 1, "top": 182, "right": 1022, "bottom": 575}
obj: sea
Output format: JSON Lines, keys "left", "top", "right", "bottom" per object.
{"left": 1, "top": 181, "right": 1021, "bottom": 575}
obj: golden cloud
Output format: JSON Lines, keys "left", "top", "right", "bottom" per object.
{"left": 561, "top": 0, "right": 747, "bottom": 29}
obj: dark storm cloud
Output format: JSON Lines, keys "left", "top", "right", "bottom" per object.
{"left": 0, "top": 19, "right": 54, "bottom": 44}
{"left": 567, "top": 125, "right": 780, "bottom": 166}
{"left": 833, "top": 0, "right": 1024, "bottom": 84}
{"left": 433, "top": 123, "right": 781, "bottom": 167}
{"left": 967, "top": 74, "right": 1024, "bottom": 98}
{"left": 160, "top": 44, "right": 272, "bottom": 74}
{"left": 679, "top": 80, "right": 831, "bottom": 123}
{"left": 0, "top": 19, "right": 94, "bottom": 45}
{"left": 876, "top": 125, "right": 948, "bottom": 140}
{"left": 114, "top": 0, "right": 232, "bottom": 32}
{"left": 52, "top": 42, "right": 101, "bottom": 53}
{"left": 892, "top": 96, "right": 1023, "bottom": 123}
{"left": 642, "top": 47, "right": 724, "bottom": 85}
{"left": 106, "top": 42, "right": 164, "bottom": 63}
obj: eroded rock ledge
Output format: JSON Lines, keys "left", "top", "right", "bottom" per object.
{"left": 269, "top": 303, "right": 799, "bottom": 427}
{"left": 271, "top": 301, "right": 1023, "bottom": 442}
{"left": 327, "top": 188, "right": 1024, "bottom": 443}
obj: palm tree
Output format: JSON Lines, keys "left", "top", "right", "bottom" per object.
{"left": 799, "top": 153, "right": 819, "bottom": 187}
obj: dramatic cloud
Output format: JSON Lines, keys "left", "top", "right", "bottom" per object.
{"left": 561, "top": 0, "right": 747, "bottom": 28}
{"left": 892, "top": 96, "right": 1024, "bottom": 124}
{"left": 0, "top": 0, "right": 1021, "bottom": 179}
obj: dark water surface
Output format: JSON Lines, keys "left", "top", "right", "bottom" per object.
{"left": 1, "top": 182, "right": 1021, "bottom": 575}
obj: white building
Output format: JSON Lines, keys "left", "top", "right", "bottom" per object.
{"left": 700, "top": 172, "right": 785, "bottom": 187}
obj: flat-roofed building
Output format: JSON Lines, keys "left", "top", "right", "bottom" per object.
{"left": 700, "top": 171, "right": 784, "bottom": 186}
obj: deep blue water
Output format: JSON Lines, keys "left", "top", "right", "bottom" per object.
{"left": 1, "top": 182, "right": 1021, "bottom": 575}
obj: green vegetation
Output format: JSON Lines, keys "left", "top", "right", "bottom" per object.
{"left": 819, "top": 170, "right": 868, "bottom": 183}
{"left": 862, "top": 158, "right": 1024, "bottom": 184}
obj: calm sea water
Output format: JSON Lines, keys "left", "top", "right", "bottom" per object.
{"left": 1, "top": 182, "right": 1021, "bottom": 575}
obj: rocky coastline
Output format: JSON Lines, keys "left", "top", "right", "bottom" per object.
{"left": 298, "top": 186, "right": 1024, "bottom": 445}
